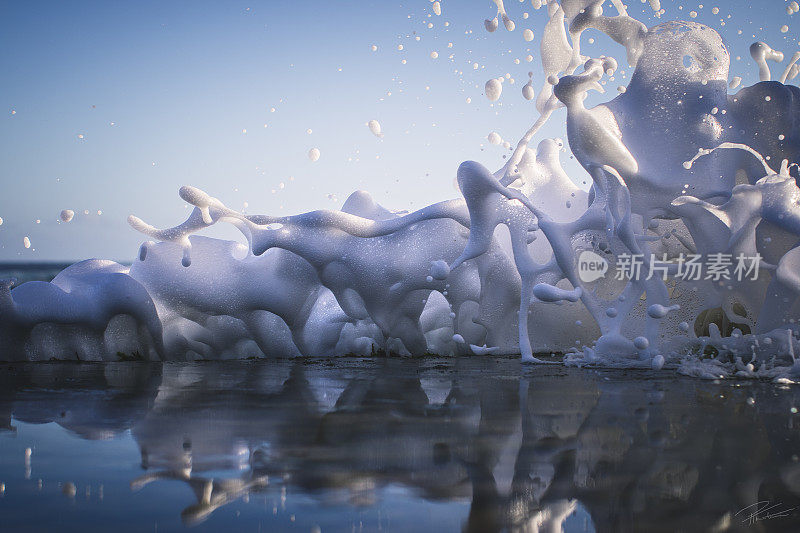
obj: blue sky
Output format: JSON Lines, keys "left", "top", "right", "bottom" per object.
{"left": 0, "top": 0, "right": 797, "bottom": 261}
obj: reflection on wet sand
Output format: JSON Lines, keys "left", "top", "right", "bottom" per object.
{"left": 2, "top": 358, "right": 800, "bottom": 532}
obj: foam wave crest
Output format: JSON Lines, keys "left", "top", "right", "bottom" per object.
{"left": 3, "top": 2, "right": 800, "bottom": 381}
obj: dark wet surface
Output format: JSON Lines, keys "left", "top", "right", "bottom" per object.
{"left": 1, "top": 357, "right": 799, "bottom": 532}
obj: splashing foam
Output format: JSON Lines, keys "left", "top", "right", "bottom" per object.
{"left": 2, "top": 2, "right": 800, "bottom": 383}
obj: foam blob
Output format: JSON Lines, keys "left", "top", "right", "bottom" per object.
{"left": 470, "top": 344, "right": 499, "bottom": 355}
{"left": 430, "top": 260, "right": 450, "bottom": 280}
{"left": 651, "top": 354, "right": 665, "bottom": 370}
{"left": 522, "top": 82, "right": 535, "bottom": 100}
{"left": 308, "top": 148, "right": 320, "bottom": 162}
{"left": 750, "top": 42, "right": 784, "bottom": 82}
{"left": 485, "top": 78, "right": 503, "bottom": 101}
{"left": 533, "top": 284, "right": 582, "bottom": 303}
{"left": 3, "top": 4, "right": 800, "bottom": 385}
{"left": 60, "top": 210, "right": 75, "bottom": 223}
{"left": 647, "top": 304, "right": 680, "bottom": 319}
{"left": 368, "top": 119, "right": 384, "bottom": 138}
{"left": 633, "top": 337, "right": 649, "bottom": 350}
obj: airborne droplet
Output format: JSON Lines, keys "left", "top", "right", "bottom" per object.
{"left": 522, "top": 82, "right": 535, "bottom": 100}
{"left": 368, "top": 120, "right": 384, "bottom": 138}
{"left": 485, "top": 78, "right": 502, "bottom": 101}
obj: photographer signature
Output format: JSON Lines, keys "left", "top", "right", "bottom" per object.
{"left": 735, "top": 501, "right": 798, "bottom": 525}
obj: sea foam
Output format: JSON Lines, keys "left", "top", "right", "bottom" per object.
{"left": 2, "top": 2, "right": 800, "bottom": 382}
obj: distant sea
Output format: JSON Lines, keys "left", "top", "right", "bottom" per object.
{"left": 0, "top": 262, "right": 130, "bottom": 285}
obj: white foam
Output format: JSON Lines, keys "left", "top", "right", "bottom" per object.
{"left": 367, "top": 119, "right": 384, "bottom": 138}
{"left": 3, "top": 3, "right": 800, "bottom": 384}
{"left": 750, "top": 42, "right": 784, "bottom": 82}
{"left": 485, "top": 78, "right": 503, "bottom": 101}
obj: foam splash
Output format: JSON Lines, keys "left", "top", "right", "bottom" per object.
{"left": 2, "top": 2, "right": 800, "bottom": 382}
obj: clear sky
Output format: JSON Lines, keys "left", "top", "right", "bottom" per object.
{"left": 0, "top": 0, "right": 797, "bottom": 262}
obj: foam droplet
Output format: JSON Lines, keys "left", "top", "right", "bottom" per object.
{"left": 750, "top": 42, "right": 784, "bottom": 81}
{"left": 485, "top": 78, "right": 502, "bottom": 101}
{"left": 522, "top": 82, "right": 535, "bottom": 100}
{"left": 647, "top": 304, "right": 680, "bottom": 319}
{"left": 430, "top": 260, "right": 450, "bottom": 280}
{"left": 368, "top": 120, "right": 384, "bottom": 138}
{"left": 651, "top": 354, "right": 665, "bottom": 370}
